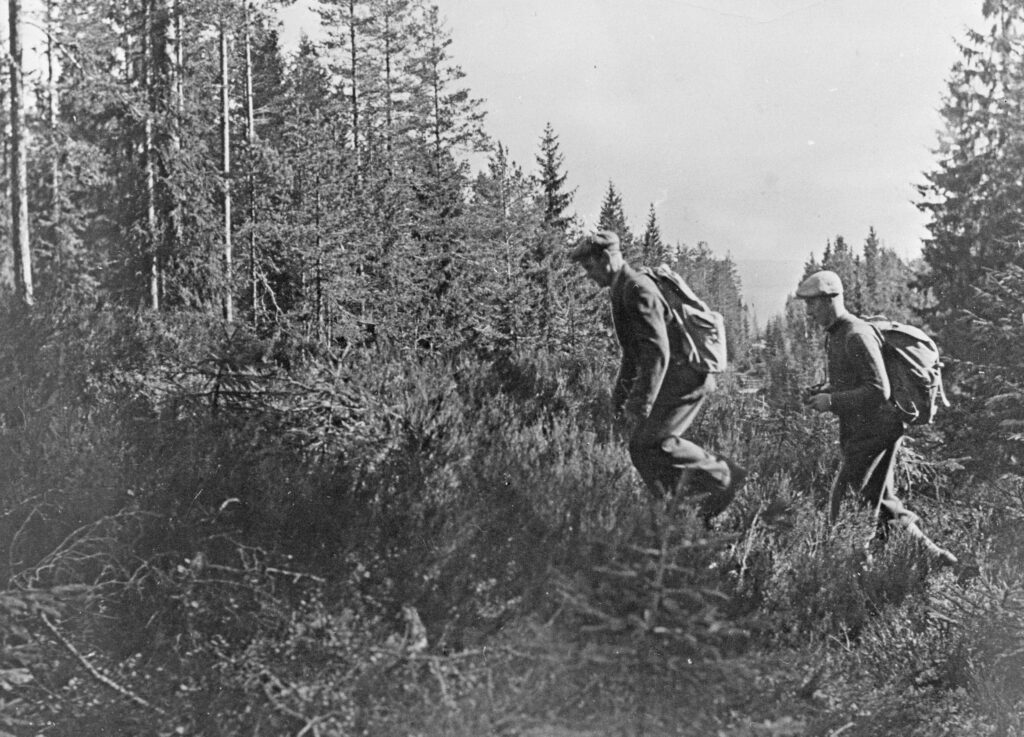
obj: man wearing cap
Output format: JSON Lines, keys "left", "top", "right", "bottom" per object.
{"left": 570, "top": 230, "right": 746, "bottom": 522}
{"left": 796, "top": 270, "right": 957, "bottom": 567}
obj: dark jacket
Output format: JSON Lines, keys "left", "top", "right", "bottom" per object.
{"left": 826, "top": 313, "right": 902, "bottom": 442}
{"left": 610, "top": 264, "right": 710, "bottom": 417}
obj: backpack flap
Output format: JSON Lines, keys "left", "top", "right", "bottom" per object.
{"left": 676, "top": 302, "right": 728, "bottom": 372}
{"left": 643, "top": 265, "right": 728, "bottom": 373}
{"left": 868, "top": 319, "right": 948, "bottom": 425}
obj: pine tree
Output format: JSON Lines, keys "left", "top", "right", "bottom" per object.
{"left": 862, "top": 226, "right": 881, "bottom": 305}
{"left": 408, "top": 4, "right": 487, "bottom": 167}
{"left": 800, "top": 229, "right": 922, "bottom": 320}
{"left": 861, "top": 227, "right": 921, "bottom": 321}
{"left": 269, "top": 36, "right": 355, "bottom": 338}
{"left": 232, "top": 13, "right": 288, "bottom": 327}
{"left": 398, "top": 6, "right": 487, "bottom": 341}
{"left": 318, "top": 0, "right": 373, "bottom": 175}
{"left": 463, "top": 142, "right": 547, "bottom": 353}
{"left": 363, "top": 0, "right": 415, "bottom": 167}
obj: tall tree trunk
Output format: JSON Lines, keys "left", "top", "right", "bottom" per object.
{"left": 383, "top": 7, "right": 393, "bottom": 164}
{"left": 0, "top": 30, "right": 10, "bottom": 292}
{"left": 8, "top": 0, "right": 33, "bottom": 307}
{"left": 144, "top": 0, "right": 159, "bottom": 310}
{"left": 315, "top": 177, "right": 323, "bottom": 341}
{"left": 46, "top": 0, "right": 61, "bottom": 275}
{"left": 244, "top": 1, "right": 257, "bottom": 327}
{"left": 220, "top": 20, "right": 233, "bottom": 322}
{"left": 348, "top": 0, "right": 359, "bottom": 184}
{"left": 164, "top": 0, "right": 183, "bottom": 300}
{"left": 120, "top": 0, "right": 134, "bottom": 170}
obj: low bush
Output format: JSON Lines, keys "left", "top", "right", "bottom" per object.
{"left": 0, "top": 305, "right": 1011, "bottom": 735}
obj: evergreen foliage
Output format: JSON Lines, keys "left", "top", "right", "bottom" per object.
{"left": 1, "top": 2, "right": 1017, "bottom": 734}
{"left": 801, "top": 229, "right": 923, "bottom": 321}
{"left": 597, "top": 179, "right": 635, "bottom": 258}
{"left": 534, "top": 122, "right": 575, "bottom": 232}
{"left": 763, "top": 230, "right": 928, "bottom": 407}
{"left": 918, "top": 0, "right": 1024, "bottom": 472}
{"left": 640, "top": 202, "right": 675, "bottom": 267}
{"left": 917, "top": 1, "right": 1024, "bottom": 316}
{"left": 674, "top": 242, "right": 753, "bottom": 366}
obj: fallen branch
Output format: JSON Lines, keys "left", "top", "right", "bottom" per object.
{"left": 40, "top": 613, "right": 166, "bottom": 715}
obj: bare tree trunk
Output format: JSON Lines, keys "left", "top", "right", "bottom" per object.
{"left": 144, "top": 0, "right": 159, "bottom": 310}
{"left": 220, "top": 19, "right": 233, "bottom": 323}
{"left": 164, "top": 0, "right": 183, "bottom": 300}
{"left": 46, "top": 0, "right": 61, "bottom": 275}
{"left": 120, "top": 0, "right": 133, "bottom": 173}
{"left": 0, "top": 29, "right": 11, "bottom": 292}
{"left": 382, "top": 6, "right": 392, "bottom": 163}
{"left": 348, "top": 0, "right": 359, "bottom": 185}
{"left": 244, "top": 1, "right": 257, "bottom": 327}
{"left": 8, "top": 0, "right": 33, "bottom": 307}
{"left": 315, "top": 178, "right": 323, "bottom": 342}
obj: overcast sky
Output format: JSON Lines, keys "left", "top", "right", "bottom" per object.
{"left": 283, "top": 0, "right": 987, "bottom": 320}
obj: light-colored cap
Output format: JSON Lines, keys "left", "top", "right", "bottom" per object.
{"left": 796, "top": 270, "right": 843, "bottom": 298}
{"left": 569, "top": 230, "right": 622, "bottom": 261}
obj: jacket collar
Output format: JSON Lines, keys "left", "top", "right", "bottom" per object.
{"left": 825, "top": 312, "right": 853, "bottom": 334}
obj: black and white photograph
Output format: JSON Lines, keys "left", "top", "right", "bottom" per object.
{"left": 1, "top": 0, "right": 1020, "bottom": 734}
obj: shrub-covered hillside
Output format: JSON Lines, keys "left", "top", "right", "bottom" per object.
{"left": 3, "top": 0, "right": 1024, "bottom": 734}
{"left": 1, "top": 297, "right": 1022, "bottom": 736}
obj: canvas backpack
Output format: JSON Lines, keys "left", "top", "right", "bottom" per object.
{"left": 865, "top": 317, "right": 950, "bottom": 425}
{"left": 640, "top": 264, "right": 728, "bottom": 373}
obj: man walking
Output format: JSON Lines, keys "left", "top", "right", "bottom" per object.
{"left": 796, "top": 270, "right": 957, "bottom": 567}
{"left": 570, "top": 230, "right": 745, "bottom": 522}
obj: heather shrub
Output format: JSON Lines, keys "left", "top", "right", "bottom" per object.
{"left": 0, "top": 302, "right": 1002, "bottom": 735}
{"left": 924, "top": 476, "right": 1024, "bottom": 735}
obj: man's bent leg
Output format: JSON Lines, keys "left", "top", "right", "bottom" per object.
{"left": 842, "top": 433, "right": 956, "bottom": 566}
{"left": 842, "top": 434, "right": 916, "bottom": 531}
{"left": 629, "top": 399, "right": 742, "bottom": 503}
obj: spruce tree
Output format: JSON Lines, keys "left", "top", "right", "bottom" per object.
{"left": 914, "top": 2, "right": 1024, "bottom": 471}
{"left": 918, "top": 1, "right": 1024, "bottom": 318}
{"left": 271, "top": 36, "right": 355, "bottom": 339}
{"left": 464, "top": 142, "right": 547, "bottom": 354}
{"left": 534, "top": 122, "right": 575, "bottom": 232}
{"left": 597, "top": 180, "right": 634, "bottom": 257}
{"left": 640, "top": 203, "right": 673, "bottom": 266}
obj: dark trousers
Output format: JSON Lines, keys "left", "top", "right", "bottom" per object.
{"left": 628, "top": 395, "right": 733, "bottom": 499}
{"left": 831, "top": 430, "right": 916, "bottom": 530}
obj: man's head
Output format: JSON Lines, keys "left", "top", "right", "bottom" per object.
{"left": 796, "top": 270, "right": 846, "bottom": 328}
{"left": 570, "top": 230, "right": 624, "bottom": 287}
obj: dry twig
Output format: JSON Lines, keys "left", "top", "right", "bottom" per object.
{"left": 39, "top": 612, "right": 166, "bottom": 715}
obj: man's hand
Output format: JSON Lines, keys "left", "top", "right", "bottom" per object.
{"left": 804, "top": 392, "right": 833, "bottom": 413}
